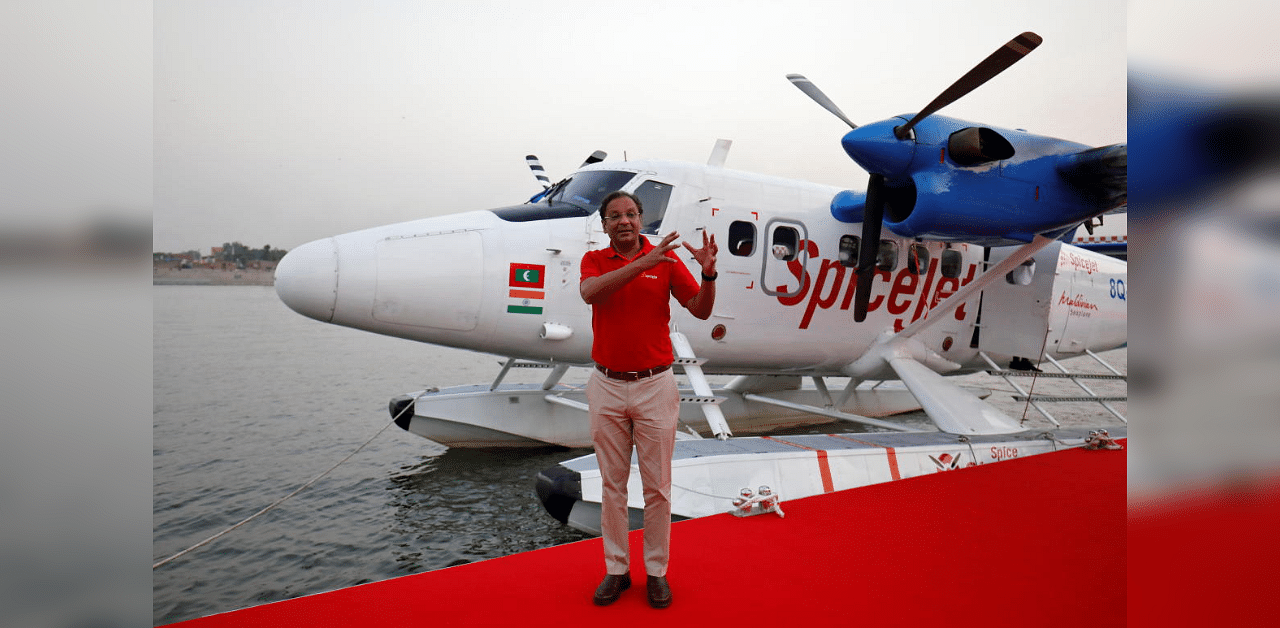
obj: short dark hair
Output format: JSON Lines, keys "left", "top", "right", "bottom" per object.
{"left": 599, "top": 191, "right": 642, "bottom": 219}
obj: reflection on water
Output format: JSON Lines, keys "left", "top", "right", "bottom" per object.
{"left": 386, "top": 447, "right": 593, "bottom": 574}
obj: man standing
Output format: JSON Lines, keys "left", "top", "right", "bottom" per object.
{"left": 580, "top": 191, "right": 717, "bottom": 609}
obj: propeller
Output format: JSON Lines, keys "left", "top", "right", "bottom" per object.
{"left": 788, "top": 31, "right": 1043, "bottom": 322}
{"left": 854, "top": 174, "right": 885, "bottom": 322}
{"left": 525, "top": 154, "right": 551, "bottom": 189}
{"left": 580, "top": 150, "right": 607, "bottom": 167}
{"left": 786, "top": 74, "right": 857, "bottom": 130}
{"left": 893, "top": 32, "right": 1042, "bottom": 140}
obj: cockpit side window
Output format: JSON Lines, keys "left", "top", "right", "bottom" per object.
{"left": 632, "top": 180, "right": 673, "bottom": 234}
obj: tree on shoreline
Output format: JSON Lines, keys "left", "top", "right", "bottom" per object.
{"left": 153, "top": 243, "right": 287, "bottom": 263}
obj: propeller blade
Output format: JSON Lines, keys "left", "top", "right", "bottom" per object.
{"left": 854, "top": 173, "right": 886, "bottom": 322}
{"left": 787, "top": 74, "right": 858, "bottom": 130}
{"left": 580, "top": 150, "right": 607, "bottom": 167}
{"left": 894, "top": 31, "right": 1042, "bottom": 140}
{"left": 525, "top": 154, "right": 551, "bottom": 189}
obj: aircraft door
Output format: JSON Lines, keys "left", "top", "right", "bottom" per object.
{"left": 517, "top": 226, "right": 589, "bottom": 357}
{"left": 975, "top": 242, "right": 1062, "bottom": 358}
{"left": 761, "top": 219, "right": 810, "bottom": 299}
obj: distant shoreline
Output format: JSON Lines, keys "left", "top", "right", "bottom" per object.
{"left": 153, "top": 263, "right": 274, "bottom": 286}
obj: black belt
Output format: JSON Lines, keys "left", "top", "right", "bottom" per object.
{"left": 595, "top": 363, "right": 671, "bottom": 381}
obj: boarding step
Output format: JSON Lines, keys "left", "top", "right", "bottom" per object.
{"left": 491, "top": 358, "right": 587, "bottom": 392}
{"left": 672, "top": 330, "right": 731, "bottom": 439}
{"left": 986, "top": 370, "right": 1125, "bottom": 380}
{"left": 1012, "top": 395, "right": 1128, "bottom": 403}
{"left": 680, "top": 395, "right": 726, "bottom": 405}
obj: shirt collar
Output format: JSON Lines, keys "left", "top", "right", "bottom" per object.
{"left": 606, "top": 234, "right": 653, "bottom": 260}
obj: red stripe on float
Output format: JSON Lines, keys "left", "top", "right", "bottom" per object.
{"left": 765, "top": 437, "right": 835, "bottom": 493}
{"left": 884, "top": 448, "right": 901, "bottom": 481}
{"left": 830, "top": 435, "right": 902, "bottom": 481}
{"left": 816, "top": 450, "right": 835, "bottom": 493}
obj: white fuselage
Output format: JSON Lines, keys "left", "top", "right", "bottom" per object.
{"left": 275, "top": 159, "right": 1126, "bottom": 378}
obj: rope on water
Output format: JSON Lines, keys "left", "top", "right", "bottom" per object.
{"left": 152, "top": 388, "right": 430, "bottom": 570}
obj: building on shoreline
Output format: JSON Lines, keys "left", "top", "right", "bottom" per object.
{"left": 153, "top": 242, "right": 284, "bottom": 285}
{"left": 153, "top": 259, "right": 275, "bottom": 286}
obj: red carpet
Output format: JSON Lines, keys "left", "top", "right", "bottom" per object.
{"left": 166, "top": 443, "right": 1125, "bottom": 627}
{"left": 1129, "top": 475, "right": 1280, "bottom": 626}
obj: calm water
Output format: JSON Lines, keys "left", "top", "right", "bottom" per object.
{"left": 153, "top": 286, "right": 593, "bottom": 625}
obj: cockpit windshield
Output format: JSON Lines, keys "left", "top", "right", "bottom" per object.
{"left": 492, "top": 170, "right": 636, "bottom": 222}
{"left": 553, "top": 170, "right": 636, "bottom": 210}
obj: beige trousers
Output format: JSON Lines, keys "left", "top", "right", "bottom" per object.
{"left": 587, "top": 368, "right": 679, "bottom": 577}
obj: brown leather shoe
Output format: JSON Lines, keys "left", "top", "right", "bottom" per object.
{"left": 593, "top": 573, "right": 631, "bottom": 606}
{"left": 647, "top": 575, "right": 672, "bottom": 609}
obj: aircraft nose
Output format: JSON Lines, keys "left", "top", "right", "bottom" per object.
{"left": 275, "top": 237, "right": 338, "bottom": 323}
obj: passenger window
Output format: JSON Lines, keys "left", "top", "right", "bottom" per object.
{"left": 1006, "top": 259, "right": 1035, "bottom": 285}
{"left": 876, "top": 240, "right": 898, "bottom": 271}
{"left": 632, "top": 180, "right": 673, "bottom": 234}
{"left": 772, "top": 227, "right": 799, "bottom": 261}
{"left": 941, "top": 249, "right": 962, "bottom": 278}
{"left": 908, "top": 243, "right": 930, "bottom": 274}
{"left": 729, "top": 221, "right": 756, "bottom": 257}
{"left": 838, "top": 235, "right": 859, "bottom": 267}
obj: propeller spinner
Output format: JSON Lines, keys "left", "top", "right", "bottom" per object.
{"left": 788, "top": 31, "right": 1042, "bottom": 322}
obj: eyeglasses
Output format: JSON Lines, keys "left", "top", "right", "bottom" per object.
{"left": 602, "top": 212, "right": 640, "bottom": 223}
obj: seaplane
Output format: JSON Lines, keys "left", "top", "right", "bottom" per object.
{"left": 273, "top": 32, "right": 1126, "bottom": 534}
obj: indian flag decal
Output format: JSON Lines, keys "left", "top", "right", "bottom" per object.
{"left": 507, "top": 263, "right": 546, "bottom": 314}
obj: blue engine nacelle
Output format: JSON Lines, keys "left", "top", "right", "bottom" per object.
{"left": 833, "top": 117, "right": 1126, "bottom": 247}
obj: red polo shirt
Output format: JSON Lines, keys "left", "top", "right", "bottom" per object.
{"left": 581, "top": 235, "right": 701, "bottom": 372}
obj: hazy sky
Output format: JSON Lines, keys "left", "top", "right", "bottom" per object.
{"left": 154, "top": 0, "right": 1127, "bottom": 254}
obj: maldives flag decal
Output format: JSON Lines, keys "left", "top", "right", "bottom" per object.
{"left": 508, "top": 263, "right": 546, "bottom": 314}
{"left": 509, "top": 263, "right": 545, "bottom": 289}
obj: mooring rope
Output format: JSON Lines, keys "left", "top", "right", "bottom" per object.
{"left": 153, "top": 389, "right": 430, "bottom": 569}
{"left": 1017, "top": 329, "right": 1054, "bottom": 425}
{"left": 671, "top": 481, "right": 739, "bottom": 502}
